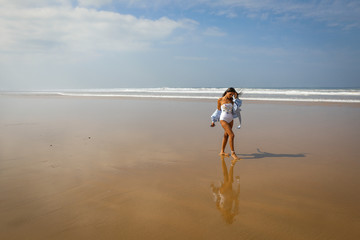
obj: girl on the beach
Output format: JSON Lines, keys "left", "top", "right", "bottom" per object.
{"left": 210, "top": 87, "right": 242, "bottom": 160}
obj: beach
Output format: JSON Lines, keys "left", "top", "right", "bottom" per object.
{"left": 1, "top": 95, "right": 360, "bottom": 240}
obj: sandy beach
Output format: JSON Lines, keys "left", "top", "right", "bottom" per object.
{"left": 1, "top": 95, "right": 360, "bottom": 240}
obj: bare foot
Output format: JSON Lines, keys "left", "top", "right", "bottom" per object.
{"left": 231, "top": 152, "right": 240, "bottom": 160}
{"left": 219, "top": 152, "right": 230, "bottom": 157}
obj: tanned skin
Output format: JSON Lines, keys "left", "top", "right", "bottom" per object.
{"left": 210, "top": 91, "right": 239, "bottom": 160}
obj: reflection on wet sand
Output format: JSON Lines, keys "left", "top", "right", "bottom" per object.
{"left": 210, "top": 156, "right": 240, "bottom": 224}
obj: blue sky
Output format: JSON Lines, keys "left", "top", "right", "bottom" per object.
{"left": 0, "top": 0, "right": 359, "bottom": 89}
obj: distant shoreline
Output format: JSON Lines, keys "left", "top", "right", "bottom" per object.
{"left": 1, "top": 87, "right": 360, "bottom": 105}
{"left": 1, "top": 93, "right": 360, "bottom": 106}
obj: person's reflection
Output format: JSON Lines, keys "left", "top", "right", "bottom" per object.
{"left": 210, "top": 155, "right": 240, "bottom": 224}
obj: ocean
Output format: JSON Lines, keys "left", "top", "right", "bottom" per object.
{"left": 1, "top": 88, "right": 360, "bottom": 103}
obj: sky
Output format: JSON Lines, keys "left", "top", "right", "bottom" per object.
{"left": 0, "top": 0, "right": 359, "bottom": 90}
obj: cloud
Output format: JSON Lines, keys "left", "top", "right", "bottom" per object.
{"left": 0, "top": 5, "right": 197, "bottom": 54}
{"left": 5, "top": 1, "right": 357, "bottom": 29}
{"left": 210, "top": 0, "right": 360, "bottom": 29}
{"left": 215, "top": 9, "right": 237, "bottom": 18}
{"left": 78, "top": 0, "right": 113, "bottom": 8}
{"left": 0, "top": 0, "right": 73, "bottom": 7}
{"left": 74, "top": 0, "right": 360, "bottom": 29}
{"left": 203, "top": 26, "right": 226, "bottom": 37}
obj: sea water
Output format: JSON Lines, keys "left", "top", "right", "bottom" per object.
{"left": 1, "top": 88, "right": 360, "bottom": 103}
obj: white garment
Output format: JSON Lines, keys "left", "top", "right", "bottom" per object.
{"left": 220, "top": 103, "right": 234, "bottom": 123}
{"left": 211, "top": 98, "right": 242, "bottom": 127}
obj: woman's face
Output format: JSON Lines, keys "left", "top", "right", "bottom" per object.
{"left": 225, "top": 92, "right": 234, "bottom": 99}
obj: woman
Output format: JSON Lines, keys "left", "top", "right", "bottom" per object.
{"left": 210, "top": 87, "right": 242, "bottom": 160}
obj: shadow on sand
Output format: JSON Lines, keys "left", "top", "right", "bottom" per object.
{"left": 238, "top": 148, "right": 306, "bottom": 160}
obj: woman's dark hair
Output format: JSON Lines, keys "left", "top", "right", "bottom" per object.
{"left": 222, "top": 87, "right": 238, "bottom": 97}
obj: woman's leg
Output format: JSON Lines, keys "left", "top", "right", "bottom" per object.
{"left": 220, "top": 120, "right": 238, "bottom": 159}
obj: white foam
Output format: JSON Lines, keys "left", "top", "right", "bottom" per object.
{"left": 55, "top": 88, "right": 360, "bottom": 96}
{"left": 243, "top": 89, "right": 360, "bottom": 96}
{"left": 58, "top": 93, "right": 219, "bottom": 99}
{"left": 2, "top": 88, "right": 360, "bottom": 104}
{"left": 57, "top": 93, "right": 360, "bottom": 103}
{"left": 56, "top": 88, "right": 226, "bottom": 94}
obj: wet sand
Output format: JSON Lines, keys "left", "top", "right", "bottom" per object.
{"left": 1, "top": 96, "right": 360, "bottom": 240}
